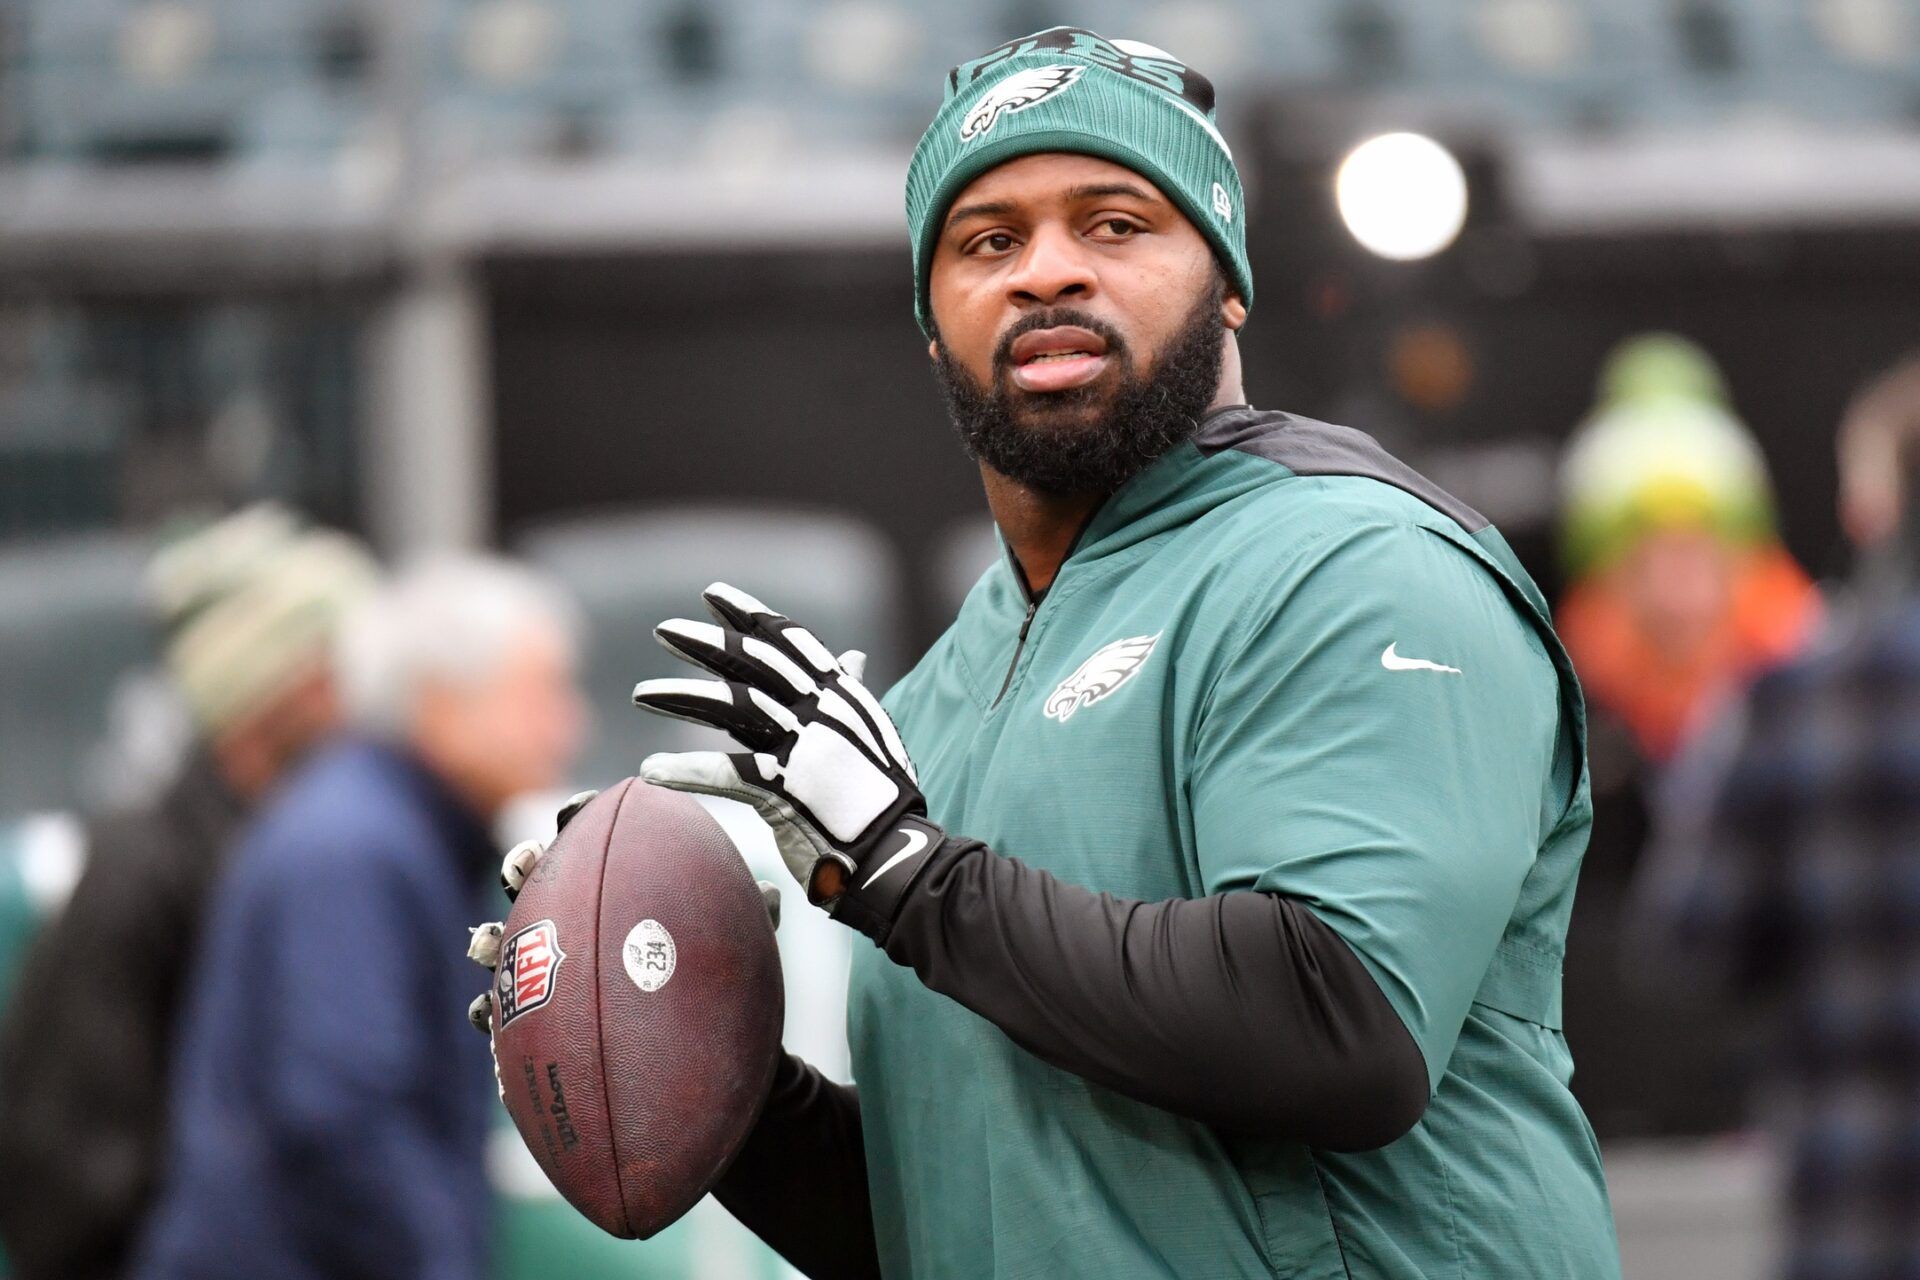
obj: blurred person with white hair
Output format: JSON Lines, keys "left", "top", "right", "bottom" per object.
{"left": 0, "top": 505, "right": 376, "bottom": 1280}
{"left": 128, "top": 555, "right": 584, "bottom": 1280}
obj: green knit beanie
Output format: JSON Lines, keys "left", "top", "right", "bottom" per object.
{"left": 906, "top": 27, "right": 1252, "bottom": 336}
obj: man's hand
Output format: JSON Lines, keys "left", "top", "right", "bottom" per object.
{"left": 465, "top": 788, "right": 782, "bottom": 1036}
{"left": 631, "top": 583, "right": 944, "bottom": 939}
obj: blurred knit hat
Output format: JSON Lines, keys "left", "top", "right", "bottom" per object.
{"left": 906, "top": 26, "right": 1251, "bottom": 336}
{"left": 147, "top": 505, "right": 379, "bottom": 734}
{"left": 1560, "top": 334, "right": 1777, "bottom": 577}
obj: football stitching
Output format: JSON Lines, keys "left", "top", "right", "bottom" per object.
{"left": 592, "top": 777, "right": 639, "bottom": 1237}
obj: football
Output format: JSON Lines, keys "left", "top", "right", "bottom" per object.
{"left": 489, "top": 777, "right": 784, "bottom": 1238}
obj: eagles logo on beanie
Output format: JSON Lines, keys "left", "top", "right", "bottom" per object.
{"left": 906, "top": 27, "right": 1253, "bottom": 336}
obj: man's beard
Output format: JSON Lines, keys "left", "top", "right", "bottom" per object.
{"left": 931, "top": 276, "right": 1227, "bottom": 497}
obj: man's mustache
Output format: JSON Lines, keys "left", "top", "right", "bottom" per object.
{"left": 992, "top": 310, "right": 1129, "bottom": 375}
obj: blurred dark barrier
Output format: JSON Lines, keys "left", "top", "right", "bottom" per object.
{"left": 486, "top": 226, "right": 1920, "bottom": 656}
{"left": 487, "top": 248, "right": 978, "bottom": 646}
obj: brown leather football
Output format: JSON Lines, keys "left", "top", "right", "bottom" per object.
{"left": 490, "top": 777, "right": 783, "bottom": 1238}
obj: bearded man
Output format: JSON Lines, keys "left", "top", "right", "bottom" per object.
{"left": 472, "top": 27, "right": 1620, "bottom": 1279}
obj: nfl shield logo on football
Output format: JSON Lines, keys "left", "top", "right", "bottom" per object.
{"left": 496, "top": 919, "right": 566, "bottom": 1025}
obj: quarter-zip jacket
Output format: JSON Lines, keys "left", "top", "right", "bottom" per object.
{"left": 724, "top": 406, "right": 1620, "bottom": 1280}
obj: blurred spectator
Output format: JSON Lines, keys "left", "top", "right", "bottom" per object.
{"left": 1558, "top": 333, "right": 1822, "bottom": 766}
{"left": 129, "top": 556, "right": 585, "bottom": 1280}
{"left": 1556, "top": 336, "right": 1820, "bottom": 1139}
{"left": 1637, "top": 352, "right": 1920, "bottom": 1280}
{"left": 0, "top": 506, "right": 377, "bottom": 1280}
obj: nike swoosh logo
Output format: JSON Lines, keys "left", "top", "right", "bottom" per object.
{"left": 1381, "top": 643, "right": 1462, "bottom": 674}
{"left": 862, "top": 828, "right": 930, "bottom": 890}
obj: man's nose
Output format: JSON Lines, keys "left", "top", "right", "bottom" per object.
{"left": 1005, "top": 223, "right": 1095, "bottom": 309}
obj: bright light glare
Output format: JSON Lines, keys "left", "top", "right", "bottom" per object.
{"left": 1335, "top": 132, "right": 1469, "bottom": 262}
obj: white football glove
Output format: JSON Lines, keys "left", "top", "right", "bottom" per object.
{"left": 632, "top": 583, "right": 944, "bottom": 939}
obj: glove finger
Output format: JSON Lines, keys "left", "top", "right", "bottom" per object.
{"left": 700, "top": 581, "right": 785, "bottom": 634}
{"left": 632, "top": 677, "right": 795, "bottom": 749}
{"left": 501, "top": 839, "right": 545, "bottom": 901}
{"left": 555, "top": 789, "right": 599, "bottom": 832}
{"left": 651, "top": 750, "right": 849, "bottom": 895}
{"left": 837, "top": 649, "right": 867, "bottom": 683}
{"left": 810, "top": 686, "right": 888, "bottom": 762}
{"left": 632, "top": 676, "right": 745, "bottom": 730}
{"left": 639, "top": 749, "right": 764, "bottom": 809}
{"left": 468, "top": 991, "right": 494, "bottom": 1035}
{"left": 655, "top": 618, "right": 817, "bottom": 702}
{"left": 757, "top": 880, "right": 782, "bottom": 931}
{"left": 836, "top": 674, "right": 919, "bottom": 782}
{"left": 468, "top": 922, "right": 504, "bottom": 969}
{"left": 657, "top": 625, "right": 886, "bottom": 766}
{"left": 702, "top": 582, "right": 843, "bottom": 679}
{"left": 696, "top": 585, "right": 899, "bottom": 773}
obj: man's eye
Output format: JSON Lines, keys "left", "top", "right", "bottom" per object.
{"left": 1099, "top": 219, "right": 1138, "bottom": 236}
{"left": 967, "top": 232, "right": 1016, "bottom": 254}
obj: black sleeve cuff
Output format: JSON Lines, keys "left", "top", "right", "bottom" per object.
{"left": 826, "top": 813, "right": 950, "bottom": 945}
{"left": 711, "top": 1053, "right": 881, "bottom": 1280}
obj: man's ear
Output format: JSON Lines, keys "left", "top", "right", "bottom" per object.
{"left": 927, "top": 338, "right": 941, "bottom": 362}
{"left": 1221, "top": 290, "right": 1248, "bottom": 333}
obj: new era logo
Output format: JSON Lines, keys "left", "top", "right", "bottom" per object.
{"left": 496, "top": 919, "right": 565, "bottom": 1025}
{"left": 1212, "top": 181, "right": 1233, "bottom": 221}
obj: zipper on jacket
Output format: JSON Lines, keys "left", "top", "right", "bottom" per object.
{"left": 992, "top": 598, "right": 1038, "bottom": 709}
{"left": 990, "top": 504, "right": 1106, "bottom": 710}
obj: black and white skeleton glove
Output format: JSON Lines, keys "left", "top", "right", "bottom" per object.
{"left": 631, "top": 583, "right": 945, "bottom": 943}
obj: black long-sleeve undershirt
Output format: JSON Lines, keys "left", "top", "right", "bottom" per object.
{"left": 891, "top": 836, "right": 1431, "bottom": 1144}
{"left": 710, "top": 1053, "right": 880, "bottom": 1280}
{"left": 714, "top": 836, "right": 1430, "bottom": 1278}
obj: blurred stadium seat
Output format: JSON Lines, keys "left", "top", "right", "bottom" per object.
{"left": 517, "top": 505, "right": 906, "bottom": 790}
{"left": 0, "top": 300, "right": 367, "bottom": 542}
{"left": 9, "top": 0, "right": 372, "bottom": 161}
{"left": 0, "top": 370, "right": 127, "bottom": 544}
{"left": 5, "top": 0, "right": 1915, "bottom": 165}
{"left": 433, "top": 0, "right": 643, "bottom": 159}
{"left": 1754, "top": 0, "right": 1920, "bottom": 124}
{"left": 0, "top": 532, "right": 157, "bottom": 818}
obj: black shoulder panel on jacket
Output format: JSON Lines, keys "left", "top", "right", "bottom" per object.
{"left": 1195, "top": 407, "right": 1490, "bottom": 534}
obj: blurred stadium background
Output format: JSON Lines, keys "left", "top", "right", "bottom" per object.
{"left": 5, "top": 0, "right": 1920, "bottom": 1275}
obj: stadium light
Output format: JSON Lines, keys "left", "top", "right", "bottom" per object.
{"left": 1334, "top": 132, "right": 1470, "bottom": 262}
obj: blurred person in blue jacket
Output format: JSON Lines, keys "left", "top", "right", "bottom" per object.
{"left": 1637, "top": 354, "right": 1920, "bottom": 1280}
{"left": 129, "top": 555, "right": 585, "bottom": 1280}
{"left": 0, "top": 506, "right": 376, "bottom": 1280}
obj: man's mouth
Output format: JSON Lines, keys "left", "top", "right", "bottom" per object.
{"left": 1007, "top": 325, "right": 1113, "bottom": 394}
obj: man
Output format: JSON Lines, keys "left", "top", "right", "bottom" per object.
{"left": 1639, "top": 354, "right": 1920, "bottom": 1278}
{"left": 0, "top": 506, "right": 376, "bottom": 1280}
{"left": 1553, "top": 335, "right": 1817, "bottom": 1140}
{"left": 474, "top": 28, "right": 1618, "bottom": 1278}
{"left": 1558, "top": 333, "right": 1819, "bottom": 766}
{"left": 133, "top": 556, "right": 584, "bottom": 1280}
